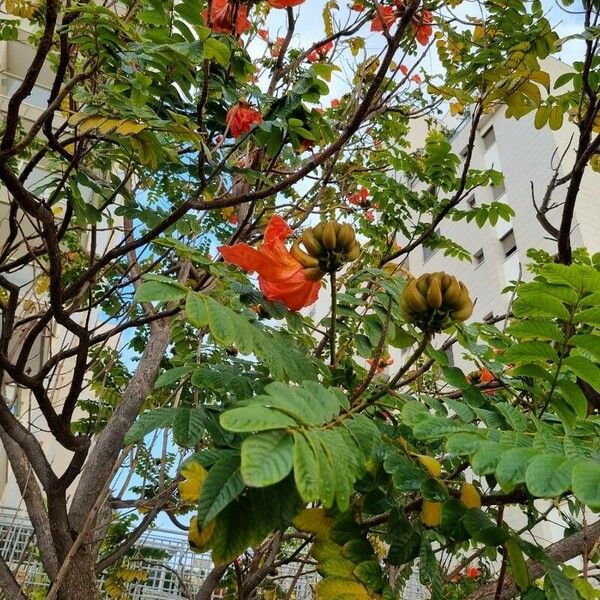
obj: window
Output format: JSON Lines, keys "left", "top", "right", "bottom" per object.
{"left": 460, "top": 146, "right": 468, "bottom": 159}
{"left": 483, "top": 312, "right": 494, "bottom": 323}
{"left": 482, "top": 126, "right": 496, "bottom": 150}
{"left": 444, "top": 347, "right": 455, "bottom": 367}
{"left": 466, "top": 195, "right": 476, "bottom": 208}
{"left": 422, "top": 228, "right": 441, "bottom": 262}
{"left": 474, "top": 248, "right": 485, "bottom": 266}
{"left": 491, "top": 180, "right": 506, "bottom": 200}
{"left": 500, "top": 229, "right": 517, "bottom": 258}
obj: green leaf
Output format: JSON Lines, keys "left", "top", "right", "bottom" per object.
{"left": 292, "top": 432, "right": 320, "bottom": 502}
{"left": 564, "top": 355, "right": 600, "bottom": 392}
{"left": 401, "top": 400, "right": 429, "bottom": 425}
{"left": 204, "top": 37, "right": 230, "bottom": 66}
{"left": 204, "top": 296, "right": 239, "bottom": 347}
{"left": 512, "top": 294, "right": 570, "bottom": 320}
{"left": 540, "top": 263, "right": 600, "bottom": 293}
{"left": 220, "top": 406, "right": 297, "bottom": 432}
{"left": 571, "top": 460, "right": 600, "bottom": 509}
{"left": 471, "top": 442, "right": 503, "bottom": 475}
{"left": 502, "top": 341, "right": 559, "bottom": 364}
{"left": 525, "top": 454, "right": 573, "bottom": 497}
{"left": 209, "top": 498, "right": 265, "bottom": 564}
{"left": 354, "top": 561, "right": 383, "bottom": 592}
{"left": 241, "top": 430, "right": 294, "bottom": 487}
{"left": 154, "top": 366, "right": 194, "bottom": 388}
{"left": 421, "top": 478, "right": 449, "bottom": 501}
{"left": 495, "top": 448, "right": 537, "bottom": 489}
{"left": 124, "top": 407, "right": 176, "bottom": 444}
{"left": 135, "top": 280, "right": 187, "bottom": 302}
{"left": 383, "top": 450, "right": 426, "bottom": 491}
{"left": 446, "top": 432, "right": 485, "bottom": 456}
{"left": 186, "top": 291, "right": 208, "bottom": 328}
{"left": 343, "top": 539, "right": 374, "bottom": 563}
{"left": 506, "top": 320, "right": 564, "bottom": 342}
{"left": 495, "top": 403, "right": 530, "bottom": 431}
{"left": 570, "top": 334, "right": 600, "bottom": 360}
{"left": 462, "top": 509, "right": 509, "bottom": 546}
{"left": 574, "top": 306, "right": 600, "bottom": 326}
{"left": 506, "top": 538, "right": 529, "bottom": 592}
{"left": 197, "top": 455, "right": 245, "bottom": 525}
{"left": 412, "top": 417, "right": 461, "bottom": 441}
{"left": 556, "top": 379, "right": 588, "bottom": 419}
{"left": 172, "top": 406, "right": 206, "bottom": 448}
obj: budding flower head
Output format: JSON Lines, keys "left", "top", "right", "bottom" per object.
{"left": 401, "top": 272, "right": 473, "bottom": 332}
{"left": 291, "top": 220, "right": 361, "bottom": 280}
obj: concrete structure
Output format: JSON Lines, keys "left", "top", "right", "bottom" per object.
{"left": 403, "top": 57, "right": 600, "bottom": 371}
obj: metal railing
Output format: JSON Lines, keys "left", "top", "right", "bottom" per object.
{"left": 0, "top": 507, "right": 429, "bottom": 599}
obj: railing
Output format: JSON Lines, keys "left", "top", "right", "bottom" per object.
{"left": 0, "top": 507, "right": 429, "bottom": 599}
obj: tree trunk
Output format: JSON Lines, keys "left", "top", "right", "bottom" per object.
{"left": 56, "top": 552, "right": 103, "bottom": 600}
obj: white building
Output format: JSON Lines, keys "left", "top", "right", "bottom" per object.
{"left": 404, "top": 57, "right": 600, "bottom": 363}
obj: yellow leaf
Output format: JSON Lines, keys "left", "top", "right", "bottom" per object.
{"left": 450, "top": 101, "right": 465, "bottom": 116}
{"left": 35, "top": 275, "right": 50, "bottom": 295}
{"left": 293, "top": 508, "right": 332, "bottom": 537}
{"left": 460, "top": 483, "right": 481, "bottom": 509}
{"left": 347, "top": 37, "right": 365, "bottom": 58}
{"left": 77, "top": 116, "right": 110, "bottom": 133}
{"left": 315, "top": 578, "right": 371, "bottom": 600}
{"left": 178, "top": 461, "right": 208, "bottom": 503}
{"left": 322, "top": 0, "right": 338, "bottom": 37}
{"left": 422, "top": 501, "right": 442, "bottom": 527}
{"left": 116, "top": 120, "right": 147, "bottom": 135}
{"left": 188, "top": 516, "right": 216, "bottom": 552}
{"left": 529, "top": 70, "right": 550, "bottom": 92}
{"left": 418, "top": 455, "right": 442, "bottom": 478}
{"left": 311, "top": 540, "right": 344, "bottom": 561}
{"left": 473, "top": 24, "right": 485, "bottom": 41}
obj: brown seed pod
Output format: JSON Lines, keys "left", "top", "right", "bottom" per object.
{"left": 401, "top": 272, "right": 473, "bottom": 332}
{"left": 297, "top": 221, "right": 360, "bottom": 274}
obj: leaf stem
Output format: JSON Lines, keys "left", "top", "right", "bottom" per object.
{"left": 330, "top": 270, "right": 337, "bottom": 367}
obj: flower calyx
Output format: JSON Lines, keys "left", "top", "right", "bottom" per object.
{"left": 291, "top": 221, "right": 361, "bottom": 280}
{"left": 401, "top": 272, "right": 473, "bottom": 332}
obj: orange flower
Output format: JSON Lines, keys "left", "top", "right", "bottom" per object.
{"left": 267, "top": 0, "right": 305, "bottom": 8}
{"left": 330, "top": 98, "right": 340, "bottom": 108}
{"left": 307, "top": 41, "right": 333, "bottom": 63}
{"left": 465, "top": 565, "right": 480, "bottom": 579}
{"left": 218, "top": 215, "right": 321, "bottom": 311}
{"left": 412, "top": 73, "right": 422, "bottom": 84}
{"left": 400, "top": 64, "right": 409, "bottom": 75}
{"left": 348, "top": 187, "right": 369, "bottom": 205}
{"left": 202, "top": 0, "right": 251, "bottom": 35}
{"left": 352, "top": 2, "right": 364, "bottom": 10}
{"left": 467, "top": 367, "right": 496, "bottom": 395}
{"left": 258, "top": 28, "right": 269, "bottom": 41}
{"left": 412, "top": 10, "right": 433, "bottom": 45}
{"left": 371, "top": 5, "right": 396, "bottom": 32}
{"left": 366, "top": 209, "right": 375, "bottom": 221}
{"left": 226, "top": 102, "right": 262, "bottom": 137}
{"left": 271, "top": 36, "right": 286, "bottom": 57}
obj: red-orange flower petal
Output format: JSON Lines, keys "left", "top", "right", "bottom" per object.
{"left": 412, "top": 10, "right": 433, "bottom": 45}
{"left": 226, "top": 102, "right": 263, "bottom": 137}
{"left": 267, "top": 0, "right": 305, "bottom": 8}
{"left": 202, "top": 0, "right": 251, "bottom": 35}
{"left": 218, "top": 216, "right": 321, "bottom": 311}
{"left": 371, "top": 5, "right": 396, "bottom": 32}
